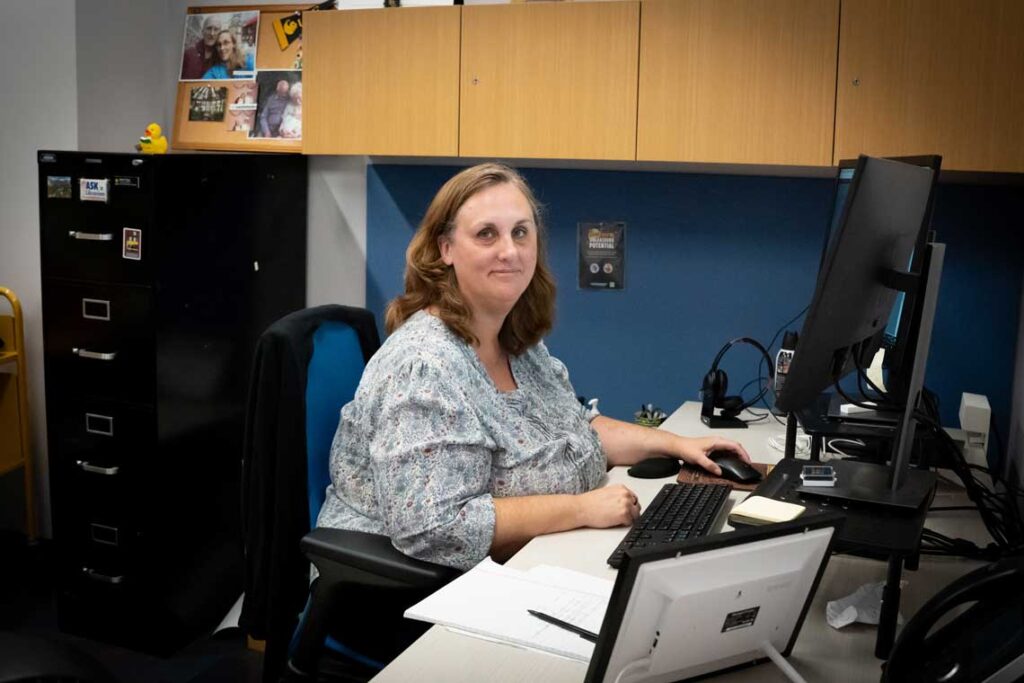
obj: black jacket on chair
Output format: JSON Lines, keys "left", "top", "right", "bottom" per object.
{"left": 239, "top": 305, "right": 380, "bottom": 682}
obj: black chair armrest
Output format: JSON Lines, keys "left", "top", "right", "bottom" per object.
{"left": 301, "top": 527, "right": 459, "bottom": 588}
{"left": 289, "top": 528, "right": 460, "bottom": 678}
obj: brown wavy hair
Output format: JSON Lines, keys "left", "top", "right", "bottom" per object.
{"left": 384, "top": 163, "right": 556, "bottom": 355}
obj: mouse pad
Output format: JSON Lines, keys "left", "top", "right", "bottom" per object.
{"left": 676, "top": 462, "right": 774, "bottom": 491}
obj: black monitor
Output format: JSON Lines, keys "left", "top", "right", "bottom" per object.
{"left": 779, "top": 156, "right": 937, "bottom": 412}
{"left": 777, "top": 155, "right": 943, "bottom": 509}
{"left": 820, "top": 155, "right": 941, "bottom": 406}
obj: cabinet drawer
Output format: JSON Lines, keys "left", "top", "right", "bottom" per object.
{"left": 39, "top": 154, "right": 154, "bottom": 285}
{"left": 47, "top": 397, "right": 155, "bottom": 473}
{"left": 42, "top": 281, "right": 156, "bottom": 402}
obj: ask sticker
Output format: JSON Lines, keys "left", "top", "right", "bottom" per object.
{"left": 80, "top": 178, "right": 109, "bottom": 202}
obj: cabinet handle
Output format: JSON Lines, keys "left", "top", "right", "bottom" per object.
{"left": 76, "top": 460, "right": 119, "bottom": 476}
{"left": 68, "top": 231, "right": 114, "bottom": 241}
{"left": 82, "top": 567, "right": 124, "bottom": 584}
{"left": 72, "top": 347, "right": 117, "bottom": 361}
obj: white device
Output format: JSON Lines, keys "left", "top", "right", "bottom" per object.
{"left": 957, "top": 392, "right": 991, "bottom": 469}
{"left": 586, "top": 516, "right": 841, "bottom": 683}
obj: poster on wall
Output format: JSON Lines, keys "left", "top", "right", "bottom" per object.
{"left": 250, "top": 70, "right": 302, "bottom": 140}
{"left": 578, "top": 222, "right": 626, "bottom": 290}
{"left": 179, "top": 10, "right": 259, "bottom": 80}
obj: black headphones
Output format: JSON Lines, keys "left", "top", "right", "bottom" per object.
{"left": 700, "top": 337, "right": 775, "bottom": 427}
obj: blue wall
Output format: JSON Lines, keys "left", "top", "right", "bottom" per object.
{"left": 367, "top": 164, "right": 1023, "bottom": 465}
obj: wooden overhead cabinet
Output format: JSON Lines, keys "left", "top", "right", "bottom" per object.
{"left": 835, "top": 0, "right": 1024, "bottom": 172}
{"left": 460, "top": 2, "right": 640, "bottom": 160}
{"left": 637, "top": 0, "right": 839, "bottom": 166}
{"left": 303, "top": 7, "right": 461, "bottom": 156}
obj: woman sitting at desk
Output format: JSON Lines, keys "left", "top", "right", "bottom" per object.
{"left": 316, "top": 163, "right": 748, "bottom": 570}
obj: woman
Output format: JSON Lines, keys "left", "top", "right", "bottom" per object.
{"left": 278, "top": 81, "right": 302, "bottom": 139}
{"left": 316, "top": 163, "right": 749, "bottom": 571}
{"left": 202, "top": 29, "right": 254, "bottom": 80}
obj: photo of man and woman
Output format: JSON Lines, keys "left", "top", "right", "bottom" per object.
{"left": 180, "top": 11, "right": 259, "bottom": 81}
{"left": 251, "top": 71, "right": 302, "bottom": 140}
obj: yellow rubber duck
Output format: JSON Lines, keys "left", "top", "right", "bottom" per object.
{"left": 135, "top": 123, "right": 168, "bottom": 154}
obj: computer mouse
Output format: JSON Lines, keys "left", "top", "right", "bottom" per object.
{"left": 627, "top": 457, "right": 681, "bottom": 479}
{"left": 709, "top": 450, "right": 762, "bottom": 484}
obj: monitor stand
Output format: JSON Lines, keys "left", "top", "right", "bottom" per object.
{"left": 795, "top": 459, "right": 935, "bottom": 510}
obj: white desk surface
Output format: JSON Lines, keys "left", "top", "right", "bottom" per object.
{"left": 372, "top": 402, "right": 988, "bottom": 683}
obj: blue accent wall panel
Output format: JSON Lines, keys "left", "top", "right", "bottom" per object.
{"left": 367, "top": 164, "right": 1022, "bottom": 466}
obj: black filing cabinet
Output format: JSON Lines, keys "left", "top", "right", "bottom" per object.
{"left": 38, "top": 151, "right": 307, "bottom": 654}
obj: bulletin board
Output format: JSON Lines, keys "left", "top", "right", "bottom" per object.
{"left": 173, "top": 4, "right": 311, "bottom": 153}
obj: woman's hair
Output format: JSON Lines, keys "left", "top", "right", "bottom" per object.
{"left": 215, "top": 30, "right": 247, "bottom": 74}
{"left": 384, "top": 163, "right": 556, "bottom": 355}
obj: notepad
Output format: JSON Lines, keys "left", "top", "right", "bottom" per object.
{"left": 404, "top": 558, "right": 613, "bottom": 662}
{"left": 728, "top": 496, "right": 806, "bottom": 525}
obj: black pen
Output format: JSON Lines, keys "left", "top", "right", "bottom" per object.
{"left": 527, "top": 609, "right": 598, "bottom": 643}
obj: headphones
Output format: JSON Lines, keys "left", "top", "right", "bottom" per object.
{"left": 700, "top": 337, "right": 775, "bottom": 426}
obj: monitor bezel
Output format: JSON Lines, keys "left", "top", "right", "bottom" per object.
{"left": 585, "top": 513, "right": 844, "bottom": 683}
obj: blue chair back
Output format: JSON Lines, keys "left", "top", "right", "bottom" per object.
{"left": 304, "top": 321, "right": 367, "bottom": 528}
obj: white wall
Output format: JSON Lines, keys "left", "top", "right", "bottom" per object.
{"left": 77, "top": 0, "right": 172, "bottom": 151}
{"left": 0, "top": 0, "right": 79, "bottom": 537}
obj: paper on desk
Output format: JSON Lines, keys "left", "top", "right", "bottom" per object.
{"left": 404, "top": 558, "right": 614, "bottom": 662}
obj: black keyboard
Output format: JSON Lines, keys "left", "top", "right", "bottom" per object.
{"left": 606, "top": 482, "right": 732, "bottom": 568}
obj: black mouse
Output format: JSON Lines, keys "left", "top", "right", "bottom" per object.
{"left": 627, "top": 457, "right": 681, "bottom": 479}
{"left": 709, "top": 450, "right": 762, "bottom": 484}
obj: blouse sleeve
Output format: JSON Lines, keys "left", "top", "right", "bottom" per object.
{"left": 369, "top": 359, "right": 496, "bottom": 570}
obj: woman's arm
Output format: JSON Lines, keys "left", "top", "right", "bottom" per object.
{"left": 490, "top": 485, "right": 639, "bottom": 561}
{"left": 591, "top": 415, "right": 750, "bottom": 473}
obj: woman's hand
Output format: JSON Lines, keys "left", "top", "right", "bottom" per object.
{"left": 677, "top": 436, "right": 751, "bottom": 475}
{"left": 575, "top": 484, "right": 641, "bottom": 528}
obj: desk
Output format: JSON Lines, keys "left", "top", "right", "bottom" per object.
{"left": 372, "top": 402, "right": 988, "bottom": 682}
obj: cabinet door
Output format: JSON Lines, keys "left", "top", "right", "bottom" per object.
{"left": 637, "top": 0, "right": 838, "bottom": 165}
{"left": 460, "top": 2, "right": 640, "bottom": 161}
{"left": 304, "top": 7, "right": 461, "bottom": 156}
{"left": 835, "top": 0, "right": 1024, "bottom": 172}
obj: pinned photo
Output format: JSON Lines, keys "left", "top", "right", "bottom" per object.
{"left": 47, "top": 176, "right": 72, "bottom": 199}
{"left": 189, "top": 86, "right": 228, "bottom": 121}
{"left": 251, "top": 70, "right": 302, "bottom": 140}
{"left": 179, "top": 10, "right": 259, "bottom": 80}
{"left": 228, "top": 82, "right": 258, "bottom": 110}
{"left": 227, "top": 109, "right": 256, "bottom": 132}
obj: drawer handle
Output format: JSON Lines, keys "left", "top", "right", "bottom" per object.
{"left": 68, "top": 230, "right": 113, "bottom": 241}
{"left": 76, "top": 460, "right": 119, "bottom": 476}
{"left": 82, "top": 567, "right": 124, "bottom": 584}
{"left": 72, "top": 347, "right": 117, "bottom": 361}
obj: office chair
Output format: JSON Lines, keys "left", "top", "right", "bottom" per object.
{"left": 240, "top": 305, "right": 458, "bottom": 682}
{"left": 882, "top": 554, "right": 1024, "bottom": 683}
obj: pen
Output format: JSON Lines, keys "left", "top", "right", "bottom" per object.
{"left": 527, "top": 609, "right": 598, "bottom": 643}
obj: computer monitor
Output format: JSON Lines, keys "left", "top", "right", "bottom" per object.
{"left": 777, "top": 156, "right": 937, "bottom": 413}
{"left": 822, "top": 155, "right": 942, "bottom": 405}
{"left": 777, "top": 155, "right": 944, "bottom": 508}
{"left": 586, "top": 514, "right": 842, "bottom": 683}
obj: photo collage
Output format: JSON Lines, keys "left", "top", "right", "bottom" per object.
{"left": 180, "top": 10, "right": 302, "bottom": 140}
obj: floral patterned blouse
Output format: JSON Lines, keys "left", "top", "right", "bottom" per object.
{"left": 315, "top": 310, "right": 606, "bottom": 570}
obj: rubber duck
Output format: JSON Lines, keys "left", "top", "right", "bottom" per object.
{"left": 135, "top": 123, "right": 168, "bottom": 154}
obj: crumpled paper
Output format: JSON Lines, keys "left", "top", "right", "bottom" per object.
{"left": 826, "top": 581, "right": 904, "bottom": 629}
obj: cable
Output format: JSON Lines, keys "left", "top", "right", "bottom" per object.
{"left": 824, "top": 438, "right": 866, "bottom": 459}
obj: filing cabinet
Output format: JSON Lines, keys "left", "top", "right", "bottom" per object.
{"left": 38, "top": 150, "right": 307, "bottom": 654}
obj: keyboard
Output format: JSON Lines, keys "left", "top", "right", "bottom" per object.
{"left": 606, "top": 482, "right": 732, "bottom": 568}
